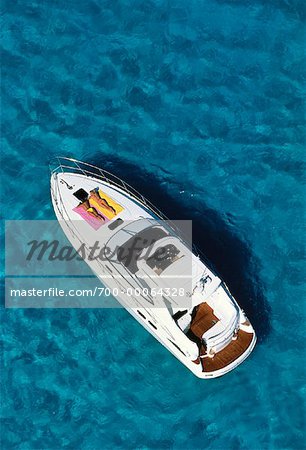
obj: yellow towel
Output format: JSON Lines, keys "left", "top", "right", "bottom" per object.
{"left": 98, "top": 189, "right": 124, "bottom": 214}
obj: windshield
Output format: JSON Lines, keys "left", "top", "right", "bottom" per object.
{"left": 117, "top": 226, "right": 168, "bottom": 273}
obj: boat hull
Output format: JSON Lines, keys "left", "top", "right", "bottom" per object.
{"left": 50, "top": 162, "right": 256, "bottom": 379}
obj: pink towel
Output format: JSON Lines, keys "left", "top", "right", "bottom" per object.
{"left": 73, "top": 205, "right": 108, "bottom": 230}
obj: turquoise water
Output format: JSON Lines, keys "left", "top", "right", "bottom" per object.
{"left": 1, "top": 1, "right": 306, "bottom": 449}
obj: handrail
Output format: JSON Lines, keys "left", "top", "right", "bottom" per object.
{"left": 49, "top": 156, "right": 215, "bottom": 268}
{"left": 51, "top": 157, "right": 167, "bottom": 221}
{"left": 50, "top": 157, "right": 192, "bottom": 244}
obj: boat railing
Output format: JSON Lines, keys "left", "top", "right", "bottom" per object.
{"left": 51, "top": 156, "right": 173, "bottom": 218}
{"left": 50, "top": 156, "right": 214, "bottom": 267}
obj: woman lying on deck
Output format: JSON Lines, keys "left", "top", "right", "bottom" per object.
{"left": 77, "top": 199, "right": 105, "bottom": 221}
{"left": 90, "top": 188, "right": 117, "bottom": 215}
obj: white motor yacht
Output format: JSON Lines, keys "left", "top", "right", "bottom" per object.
{"left": 50, "top": 157, "right": 256, "bottom": 378}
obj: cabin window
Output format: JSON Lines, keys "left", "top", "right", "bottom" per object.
{"left": 168, "top": 339, "right": 186, "bottom": 356}
{"left": 148, "top": 321, "right": 157, "bottom": 330}
{"left": 137, "top": 310, "right": 146, "bottom": 319}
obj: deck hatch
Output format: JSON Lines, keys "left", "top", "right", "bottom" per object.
{"left": 108, "top": 218, "right": 124, "bottom": 230}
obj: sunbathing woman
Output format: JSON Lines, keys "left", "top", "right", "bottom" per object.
{"left": 90, "top": 188, "right": 116, "bottom": 214}
{"left": 77, "top": 199, "right": 105, "bottom": 221}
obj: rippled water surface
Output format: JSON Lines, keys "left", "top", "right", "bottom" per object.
{"left": 1, "top": 0, "right": 305, "bottom": 449}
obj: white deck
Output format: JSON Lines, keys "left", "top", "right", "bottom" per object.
{"left": 53, "top": 172, "right": 152, "bottom": 225}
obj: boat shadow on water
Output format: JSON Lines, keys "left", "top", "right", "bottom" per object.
{"left": 90, "top": 153, "right": 271, "bottom": 343}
